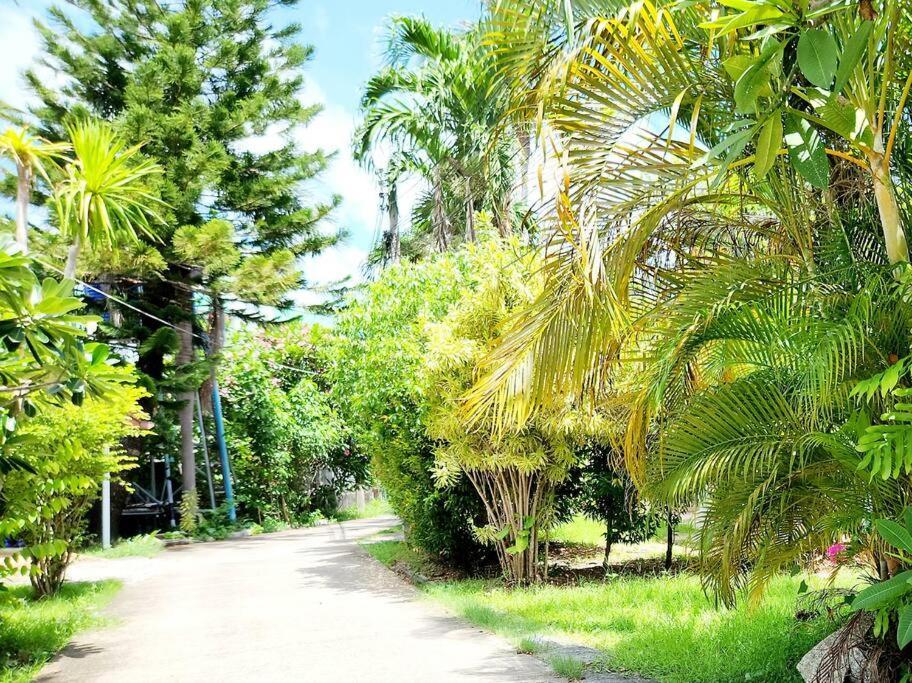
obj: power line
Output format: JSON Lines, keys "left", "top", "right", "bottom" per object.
{"left": 37, "top": 257, "right": 319, "bottom": 376}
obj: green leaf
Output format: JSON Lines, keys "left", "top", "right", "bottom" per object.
{"left": 834, "top": 21, "right": 873, "bottom": 95}
{"left": 754, "top": 112, "right": 783, "bottom": 179}
{"left": 734, "top": 39, "right": 783, "bottom": 113}
{"left": 797, "top": 28, "right": 839, "bottom": 89}
{"left": 851, "top": 570, "right": 912, "bottom": 611}
{"left": 876, "top": 519, "right": 912, "bottom": 554}
{"left": 898, "top": 604, "right": 912, "bottom": 649}
{"left": 785, "top": 114, "right": 829, "bottom": 188}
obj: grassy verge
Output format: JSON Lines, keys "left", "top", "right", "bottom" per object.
{"left": 333, "top": 497, "right": 393, "bottom": 522}
{"left": 83, "top": 533, "right": 163, "bottom": 559}
{"left": 549, "top": 514, "right": 695, "bottom": 549}
{"left": 364, "top": 536, "right": 844, "bottom": 683}
{"left": 426, "top": 574, "right": 840, "bottom": 683}
{"left": 361, "top": 538, "right": 432, "bottom": 575}
{"left": 0, "top": 580, "right": 120, "bottom": 682}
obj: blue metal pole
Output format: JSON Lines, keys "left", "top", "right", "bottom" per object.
{"left": 211, "top": 378, "right": 236, "bottom": 522}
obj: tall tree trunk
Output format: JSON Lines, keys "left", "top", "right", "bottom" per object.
{"left": 518, "top": 128, "right": 531, "bottom": 244}
{"left": 432, "top": 167, "right": 450, "bottom": 253}
{"left": 200, "top": 294, "right": 225, "bottom": 414}
{"left": 387, "top": 180, "right": 400, "bottom": 265}
{"left": 869, "top": 139, "right": 909, "bottom": 264}
{"left": 664, "top": 507, "right": 675, "bottom": 570}
{"left": 177, "top": 306, "right": 196, "bottom": 496}
{"left": 64, "top": 237, "right": 80, "bottom": 279}
{"left": 465, "top": 176, "right": 476, "bottom": 243}
{"left": 603, "top": 515, "right": 613, "bottom": 572}
{"left": 15, "top": 164, "right": 30, "bottom": 255}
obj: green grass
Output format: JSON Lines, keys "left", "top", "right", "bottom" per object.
{"left": 360, "top": 538, "right": 431, "bottom": 575}
{"left": 83, "top": 533, "right": 163, "bottom": 559}
{"left": 548, "top": 515, "right": 605, "bottom": 546}
{"left": 550, "top": 654, "right": 585, "bottom": 680}
{"left": 0, "top": 580, "right": 120, "bottom": 682}
{"left": 425, "top": 573, "right": 844, "bottom": 683}
{"left": 334, "top": 497, "right": 393, "bottom": 522}
{"left": 517, "top": 636, "right": 541, "bottom": 655}
{"left": 549, "top": 514, "right": 696, "bottom": 548}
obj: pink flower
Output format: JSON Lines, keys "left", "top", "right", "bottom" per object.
{"left": 826, "top": 543, "right": 846, "bottom": 560}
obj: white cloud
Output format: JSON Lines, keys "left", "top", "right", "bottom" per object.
{"left": 0, "top": 9, "right": 41, "bottom": 112}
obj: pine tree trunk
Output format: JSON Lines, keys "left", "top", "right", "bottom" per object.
{"left": 15, "top": 164, "right": 30, "bottom": 255}
{"left": 177, "top": 311, "right": 196, "bottom": 495}
{"left": 200, "top": 294, "right": 225, "bottom": 414}
{"left": 64, "top": 237, "right": 80, "bottom": 279}
{"left": 387, "top": 180, "right": 400, "bottom": 264}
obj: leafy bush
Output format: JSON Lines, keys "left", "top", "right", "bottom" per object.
{"left": 423, "top": 235, "right": 579, "bottom": 583}
{"left": 1, "top": 376, "right": 147, "bottom": 596}
{"left": 329, "top": 241, "right": 493, "bottom": 568}
{"left": 557, "top": 443, "right": 658, "bottom": 569}
{"left": 219, "top": 324, "right": 367, "bottom": 522}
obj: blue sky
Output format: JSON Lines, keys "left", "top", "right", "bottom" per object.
{"left": 0, "top": 0, "right": 480, "bottom": 301}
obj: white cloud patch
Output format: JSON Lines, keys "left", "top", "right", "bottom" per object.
{"left": 0, "top": 9, "right": 41, "bottom": 112}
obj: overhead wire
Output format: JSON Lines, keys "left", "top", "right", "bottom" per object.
{"left": 35, "top": 256, "right": 317, "bottom": 375}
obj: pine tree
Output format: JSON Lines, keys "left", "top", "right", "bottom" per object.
{"left": 27, "top": 0, "right": 340, "bottom": 496}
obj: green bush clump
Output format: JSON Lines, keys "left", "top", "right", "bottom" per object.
{"left": 329, "top": 246, "right": 493, "bottom": 568}
{"left": 219, "top": 324, "right": 369, "bottom": 523}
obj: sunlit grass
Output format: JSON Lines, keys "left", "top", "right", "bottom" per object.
{"left": 426, "top": 573, "right": 846, "bottom": 683}
{"left": 0, "top": 580, "right": 120, "bottom": 682}
{"left": 83, "top": 534, "right": 163, "bottom": 559}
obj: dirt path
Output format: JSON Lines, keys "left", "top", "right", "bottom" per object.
{"left": 37, "top": 516, "right": 560, "bottom": 682}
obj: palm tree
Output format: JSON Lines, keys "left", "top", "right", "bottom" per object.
{"left": 54, "top": 119, "right": 162, "bottom": 278}
{"left": 463, "top": 0, "right": 912, "bottom": 605}
{"left": 0, "top": 127, "right": 68, "bottom": 254}
{"left": 355, "top": 16, "right": 519, "bottom": 260}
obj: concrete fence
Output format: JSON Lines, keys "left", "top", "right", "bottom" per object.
{"left": 337, "top": 487, "right": 384, "bottom": 513}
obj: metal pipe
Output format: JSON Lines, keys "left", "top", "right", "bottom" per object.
{"left": 195, "top": 393, "right": 217, "bottom": 510}
{"left": 101, "top": 472, "right": 111, "bottom": 549}
{"left": 211, "top": 378, "right": 236, "bottom": 522}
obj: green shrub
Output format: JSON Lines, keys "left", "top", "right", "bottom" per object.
{"left": 1, "top": 376, "right": 147, "bottom": 596}
{"left": 330, "top": 247, "right": 493, "bottom": 568}
{"left": 219, "top": 324, "right": 368, "bottom": 522}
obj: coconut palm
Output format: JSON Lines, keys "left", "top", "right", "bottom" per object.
{"left": 54, "top": 119, "right": 162, "bottom": 278}
{"left": 0, "top": 126, "right": 69, "bottom": 254}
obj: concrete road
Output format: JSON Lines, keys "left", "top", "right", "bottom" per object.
{"left": 37, "top": 516, "right": 560, "bottom": 682}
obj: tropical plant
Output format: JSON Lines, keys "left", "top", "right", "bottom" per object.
{"left": 355, "top": 16, "right": 521, "bottom": 261}
{"left": 424, "top": 234, "right": 580, "bottom": 583}
{"left": 54, "top": 119, "right": 163, "bottom": 278}
{"left": 0, "top": 377, "right": 147, "bottom": 597}
{"left": 459, "top": 0, "right": 912, "bottom": 609}
{"left": 329, "top": 235, "right": 494, "bottom": 568}
{"left": 0, "top": 126, "right": 68, "bottom": 253}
